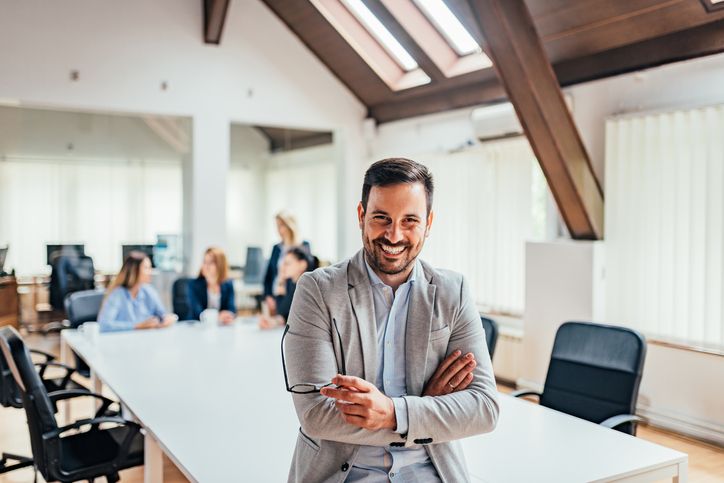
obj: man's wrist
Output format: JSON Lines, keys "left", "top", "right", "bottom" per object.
{"left": 386, "top": 396, "right": 397, "bottom": 430}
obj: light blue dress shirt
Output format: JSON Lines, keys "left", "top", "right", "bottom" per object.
{"left": 98, "top": 284, "right": 167, "bottom": 332}
{"left": 347, "top": 259, "right": 441, "bottom": 482}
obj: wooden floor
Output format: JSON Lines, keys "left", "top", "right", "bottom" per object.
{"left": 1, "top": 333, "right": 722, "bottom": 483}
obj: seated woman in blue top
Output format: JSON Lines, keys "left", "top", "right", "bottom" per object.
{"left": 187, "top": 246, "right": 236, "bottom": 324}
{"left": 98, "top": 251, "right": 177, "bottom": 332}
{"left": 262, "top": 211, "right": 310, "bottom": 315}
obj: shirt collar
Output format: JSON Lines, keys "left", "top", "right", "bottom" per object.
{"left": 363, "top": 253, "right": 418, "bottom": 288}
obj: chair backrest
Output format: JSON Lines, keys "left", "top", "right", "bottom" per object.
{"left": 0, "top": 333, "right": 23, "bottom": 409}
{"left": 243, "top": 246, "right": 266, "bottom": 285}
{"left": 0, "top": 327, "right": 59, "bottom": 474}
{"left": 64, "top": 289, "right": 105, "bottom": 329}
{"left": 172, "top": 277, "right": 193, "bottom": 319}
{"left": 50, "top": 255, "right": 96, "bottom": 310}
{"left": 481, "top": 316, "right": 499, "bottom": 359}
{"left": 540, "top": 321, "right": 646, "bottom": 435}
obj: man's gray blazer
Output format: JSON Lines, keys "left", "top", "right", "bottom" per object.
{"left": 285, "top": 249, "right": 499, "bottom": 483}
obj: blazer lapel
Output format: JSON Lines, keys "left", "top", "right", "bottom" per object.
{"left": 347, "top": 251, "right": 377, "bottom": 382}
{"left": 405, "top": 264, "right": 436, "bottom": 396}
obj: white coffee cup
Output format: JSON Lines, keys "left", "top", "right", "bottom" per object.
{"left": 200, "top": 309, "right": 219, "bottom": 327}
{"left": 80, "top": 321, "right": 100, "bottom": 342}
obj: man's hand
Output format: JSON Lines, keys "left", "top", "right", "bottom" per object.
{"left": 320, "top": 375, "right": 396, "bottom": 431}
{"left": 422, "top": 350, "right": 476, "bottom": 397}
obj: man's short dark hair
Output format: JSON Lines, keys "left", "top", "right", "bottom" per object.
{"left": 361, "top": 157, "right": 434, "bottom": 214}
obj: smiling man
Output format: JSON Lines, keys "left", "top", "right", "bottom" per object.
{"left": 283, "top": 158, "right": 499, "bottom": 483}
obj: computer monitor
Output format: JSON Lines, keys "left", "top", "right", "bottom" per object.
{"left": 46, "top": 244, "right": 85, "bottom": 265}
{"left": 243, "top": 246, "right": 265, "bottom": 285}
{"left": 122, "top": 244, "right": 156, "bottom": 268}
{"left": 0, "top": 246, "right": 7, "bottom": 274}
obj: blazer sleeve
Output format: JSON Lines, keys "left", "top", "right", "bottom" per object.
{"left": 263, "top": 244, "right": 280, "bottom": 297}
{"left": 187, "top": 279, "right": 205, "bottom": 321}
{"left": 285, "top": 274, "right": 405, "bottom": 447}
{"left": 221, "top": 280, "right": 236, "bottom": 314}
{"left": 399, "top": 276, "right": 499, "bottom": 446}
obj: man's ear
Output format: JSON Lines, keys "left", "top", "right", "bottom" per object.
{"left": 425, "top": 209, "right": 435, "bottom": 237}
{"left": 357, "top": 202, "right": 365, "bottom": 229}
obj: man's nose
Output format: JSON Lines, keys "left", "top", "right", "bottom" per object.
{"left": 385, "top": 223, "right": 404, "bottom": 244}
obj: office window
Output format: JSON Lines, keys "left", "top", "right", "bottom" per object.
{"left": 0, "top": 158, "right": 182, "bottom": 274}
{"left": 605, "top": 105, "right": 724, "bottom": 350}
{"left": 417, "top": 137, "right": 548, "bottom": 315}
{"left": 414, "top": 0, "right": 480, "bottom": 56}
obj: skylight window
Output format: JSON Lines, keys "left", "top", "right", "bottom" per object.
{"left": 414, "top": 0, "right": 480, "bottom": 56}
{"left": 341, "top": 0, "right": 419, "bottom": 71}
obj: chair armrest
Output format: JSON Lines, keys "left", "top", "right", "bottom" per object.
{"left": 48, "top": 389, "right": 116, "bottom": 417}
{"left": 29, "top": 348, "right": 56, "bottom": 362}
{"left": 35, "top": 360, "right": 76, "bottom": 385}
{"left": 46, "top": 416, "right": 139, "bottom": 439}
{"left": 600, "top": 414, "right": 644, "bottom": 430}
{"left": 510, "top": 390, "right": 541, "bottom": 399}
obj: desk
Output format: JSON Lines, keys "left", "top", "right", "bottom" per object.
{"left": 0, "top": 276, "right": 19, "bottom": 328}
{"left": 61, "top": 323, "right": 687, "bottom": 483}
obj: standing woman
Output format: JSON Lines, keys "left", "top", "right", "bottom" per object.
{"left": 98, "top": 251, "right": 177, "bottom": 332}
{"left": 262, "top": 211, "right": 310, "bottom": 314}
{"left": 187, "top": 247, "right": 236, "bottom": 324}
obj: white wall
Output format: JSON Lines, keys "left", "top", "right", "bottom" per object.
{"left": 0, "top": 0, "right": 366, "bottom": 269}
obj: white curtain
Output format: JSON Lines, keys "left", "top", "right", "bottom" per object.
{"left": 0, "top": 157, "right": 182, "bottom": 274}
{"left": 416, "top": 137, "right": 546, "bottom": 315}
{"left": 605, "top": 105, "right": 724, "bottom": 348}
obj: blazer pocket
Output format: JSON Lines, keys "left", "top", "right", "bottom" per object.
{"left": 429, "top": 325, "right": 451, "bottom": 342}
{"left": 298, "top": 428, "right": 320, "bottom": 452}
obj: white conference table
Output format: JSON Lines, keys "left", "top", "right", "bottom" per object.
{"left": 60, "top": 322, "right": 687, "bottom": 483}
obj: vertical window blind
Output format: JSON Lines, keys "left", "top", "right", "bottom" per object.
{"left": 416, "top": 137, "right": 547, "bottom": 315}
{"left": 605, "top": 105, "right": 724, "bottom": 349}
{"left": 0, "top": 157, "right": 182, "bottom": 275}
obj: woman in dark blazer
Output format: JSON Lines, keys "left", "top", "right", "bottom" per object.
{"left": 262, "top": 211, "right": 310, "bottom": 315}
{"left": 188, "top": 247, "right": 236, "bottom": 324}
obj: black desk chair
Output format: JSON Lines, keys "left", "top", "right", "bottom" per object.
{"left": 481, "top": 316, "right": 499, "bottom": 359}
{"left": 0, "top": 326, "right": 143, "bottom": 483}
{"left": 512, "top": 321, "right": 646, "bottom": 435}
{"left": 0, "top": 335, "right": 89, "bottom": 475}
{"left": 172, "top": 277, "right": 193, "bottom": 319}
{"left": 65, "top": 290, "right": 105, "bottom": 378}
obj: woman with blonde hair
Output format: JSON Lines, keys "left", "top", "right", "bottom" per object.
{"left": 98, "top": 251, "right": 177, "bottom": 332}
{"left": 262, "top": 211, "right": 310, "bottom": 314}
{"left": 187, "top": 247, "right": 236, "bottom": 324}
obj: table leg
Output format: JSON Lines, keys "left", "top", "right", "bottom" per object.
{"left": 674, "top": 460, "right": 688, "bottom": 483}
{"left": 90, "top": 369, "right": 103, "bottom": 410}
{"left": 59, "top": 335, "right": 72, "bottom": 424}
{"left": 144, "top": 432, "right": 164, "bottom": 483}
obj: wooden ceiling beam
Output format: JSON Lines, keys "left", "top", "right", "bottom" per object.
{"left": 468, "top": 0, "right": 603, "bottom": 239}
{"left": 371, "top": 18, "right": 724, "bottom": 123}
{"left": 203, "top": 0, "right": 231, "bottom": 45}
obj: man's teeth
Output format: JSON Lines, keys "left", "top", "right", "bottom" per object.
{"left": 381, "top": 245, "right": 404, "bottom": 255}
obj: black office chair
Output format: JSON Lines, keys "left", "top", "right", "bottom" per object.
{"left": 512, "top": 321, "right": 646, "bottom": 435}
{"left": 64, "top": 289, "right": 105, "bottom": 378}
{"left": 481, "top": 316, "right": 499, "bottom": 359}
{"left": 172, "top": 277, "right": 193, "bottom": 319}
{"left": 0, "top": 330, "right": 34, "bottom": 474}
{"left": 50, "top": 255, "right": 96, "bottom": 312}
{"left": 0, "top": 333, "right": 89, "bottom": 475}
{"left": 0, "top": 326, "right": 143, "bottom": 483}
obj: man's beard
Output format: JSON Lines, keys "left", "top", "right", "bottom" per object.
{"left": 363, "top": 236, "right": 418, "bottom": 275}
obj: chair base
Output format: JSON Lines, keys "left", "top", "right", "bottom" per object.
{"left": 0, "top": 452, "right": 34, "bottom": 474}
